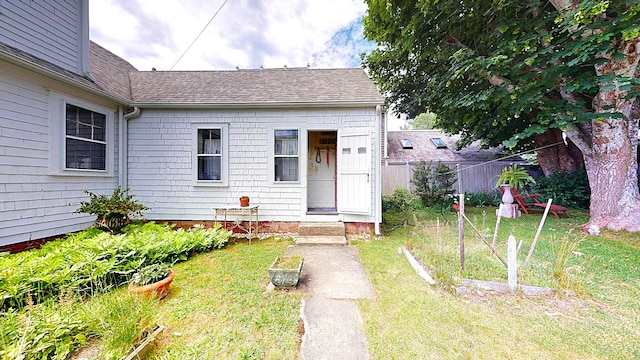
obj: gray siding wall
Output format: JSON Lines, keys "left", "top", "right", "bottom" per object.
{"left": 0, "top": 0, "right": 84, "bottom": 74}
{"left": 0, "top": 72, "right": 119, "bottom": 247}
{"left": 127, "top": 108, "right": 379, "bottom": 223}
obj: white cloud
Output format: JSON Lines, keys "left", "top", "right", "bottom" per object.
{"left": 89, "top": 0, "right": 373, "bottom": 71}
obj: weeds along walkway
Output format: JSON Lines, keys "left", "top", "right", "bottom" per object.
{"left": 285, "top": 245, "right": 375, "bottom": 360}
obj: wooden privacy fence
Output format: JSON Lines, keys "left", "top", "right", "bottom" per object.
{"left": 382, "top": 161, "right": 522, "bottom": 195}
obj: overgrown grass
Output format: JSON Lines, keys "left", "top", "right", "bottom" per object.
{"left": 85, "top": 292, "right": 159, "bottom": 358}
{"left": 356, "top": 207, "right": 640, "bottom": 359}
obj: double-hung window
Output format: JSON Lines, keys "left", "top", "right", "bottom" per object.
{"left": 197, "top": 129, "right": 222, "bottom": 180}
{"left": 65, "top": 104, "right": 106, "bottom": 170}
{"left": 193, "top": 124, "right": 228, "bottom": 185}
{"left": 274, "top": 129, "right": 299, "bottom": 182}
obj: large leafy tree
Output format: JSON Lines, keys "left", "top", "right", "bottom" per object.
{"left": 363, "top": 0, "right": 640, "bottom": 231}
{"left": 401, "top": 111, "right": 438, "bottom": 129}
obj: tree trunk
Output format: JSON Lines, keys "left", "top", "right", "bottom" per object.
{"left": 534, "top": 128, "right": 584, "bottom": 176}
{"left": 584, "top": 116, "right": 640, "bottom": 231}
{"left": 567, "top": 39, "right": 640, "bottom": 232}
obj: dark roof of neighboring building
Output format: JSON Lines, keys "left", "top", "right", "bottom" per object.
{"left": 128, "top": 67, "right": 384, "bottom": 106}
{"left": 387, "top": 130, "right": 521, "bottom": 163}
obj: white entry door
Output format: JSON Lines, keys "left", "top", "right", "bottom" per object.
{"left": 337, "top": 130, "right": 371, "bottom": 214}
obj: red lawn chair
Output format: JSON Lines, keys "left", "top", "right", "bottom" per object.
{"left": 501, "top": 187, "right": 570, "bottom": 218}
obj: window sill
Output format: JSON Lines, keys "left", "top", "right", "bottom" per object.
{"left": 273, "top": 181, "right": 302, "bottom": 186}
{"left": 49, "top": 170, "right": 113, "bottom": 178}
{"left": 193, "top": 181, "right": 228, "bottom": 187}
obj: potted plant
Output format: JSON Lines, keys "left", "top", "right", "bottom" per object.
{"left": 128, "top": 263, "right": 175, "bottom": 299}
{"left": 268, "top": 255, "right": 304, "bottom": 288}
{"left": 495, "top": 164, "right": 535, "bottom": 204}
{"left": 75, "top": 187, "right": 149, "bottom": 233}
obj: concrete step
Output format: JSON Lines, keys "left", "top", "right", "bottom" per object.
{"left": 298, "top": 222, "right": 345, "bottom": 237}
{"left": 296, "top": 236, "right": 347, "bottom": 246}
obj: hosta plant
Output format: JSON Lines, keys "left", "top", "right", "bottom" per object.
{"left": 131, "top": 263, "right": 170, "bottom": 287}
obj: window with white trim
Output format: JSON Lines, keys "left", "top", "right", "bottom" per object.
{"left": 274, "top": 129, "right": 299, "bottom": 182}
{"left": 65, "top": 104, "right": 106, "bottom": 170}
{"left": 193, "top": 124, "right": 228, "bottom": 185}
{"left": 197, "top": 129, "right": 222, "bottom": 180}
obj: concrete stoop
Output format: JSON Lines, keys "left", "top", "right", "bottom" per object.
{"left": 297, "top": 222, "right": 346, "bottom": 245}
{"left": 296, "top": 236, "right": 347, "bottom": 245}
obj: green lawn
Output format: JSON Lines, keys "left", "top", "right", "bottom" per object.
{"left": 355, "top": 208, "right": 640, "bottom": 359}
{"left": 3, "top": 209, "right": 638, "bottom": 359}
{"left": 148, "top": 238, "right": 302, "bottom": 359}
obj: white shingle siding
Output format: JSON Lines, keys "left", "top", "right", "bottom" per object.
{"left": 0, "top": 72, "right": 119, "bottom": 247}
{"left": 0, "top": 0, "right": 85, "bottom": 75}
{"left": 127, "top": 108, "right": 378, "bottom": 223}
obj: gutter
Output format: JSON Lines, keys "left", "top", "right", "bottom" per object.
{"left": 130, "top": 101, "right": 384, "bottom": 109}
{"left": 120, "top": 106, "right": 141, "bottom": 189}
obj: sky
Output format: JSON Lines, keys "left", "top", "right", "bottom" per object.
{"left": 88, "top": 0, "right": 406, "bottom": 129}
{"left": 89, "top": 0, "right": 376, "bottom": 72}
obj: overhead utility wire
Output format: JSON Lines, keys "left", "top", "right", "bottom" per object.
{"left": 170, "top": 0, "right": 229, "bottom": 70}
{"left": 439, "top": 141, "right": 566, "bottom": 176}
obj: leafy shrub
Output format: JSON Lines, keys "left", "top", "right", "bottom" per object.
{"left": 0, "top": 298, "right": 88, "bottom": 360}
{"left": 75, "top": 187, "right": 149, "bottom": 233}
{"left": 0, "top": 292, "right": 159, "bottom": 360}
{"left": 382, "top": 188, "right": 417, "bottom": 212}
{"left": 531, "top": 170, "right": 590, "bottom": 209}
{"left": 411, "top": 161, "right": 457, "bottom": 207}
{"left": 0, "top": 222, "right": 229, "bottom": 311}
{"left": 464, "top": 191, "right": 501, "bottom": 207}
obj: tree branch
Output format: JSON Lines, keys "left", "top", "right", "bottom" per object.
{"left": 548, "top": 0, "right": 578, "bottom": 15}
{"left": 563, "top": 123, "right": 593, "bottom": 157}
{"left": 487, "top": 75, "right": 515, "bottom": 92}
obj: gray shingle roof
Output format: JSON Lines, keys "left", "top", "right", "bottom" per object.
{"left": 0, "top": 40, "right": 97, "bottom": 89}
{"left": 387, "top": 130, "right": 520, "bottom": 163}
{"left": 0, "top": 40, "right": 135, "bottom": 104}
{"left": 129, "top": 67, "right": 384, "bottom": 106}
{"left": 89, "top": 41, "right": 137, "bottom": 102}
{"left": 2, "top": 39, "right": 382, "bottom": 107}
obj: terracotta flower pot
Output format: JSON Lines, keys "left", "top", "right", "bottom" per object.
{"left": 240, "top": 196, "right": 250, "bottom": 207}
{"left": 128, "top": 269, "right": 175, "bottom": 299}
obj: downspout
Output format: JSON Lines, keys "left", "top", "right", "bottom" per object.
{"left": 79, "top": 0, "right": 91, "bottom": 78}
{"left": 384, "top": 108, "right": 388, "bottom": 160}
{"left": 375, "top": 105, "right": 383, "bottom": 236}
{"left": 121, "top": 106, "right": 140, "bottom": 189}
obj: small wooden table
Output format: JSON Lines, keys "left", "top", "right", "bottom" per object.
{"left": 214, "top": 205, "right": 259, "bottom": 240}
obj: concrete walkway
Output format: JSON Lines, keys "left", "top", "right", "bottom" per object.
{"left": 285, "top": 245, "right": 375, "bottom": 360}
